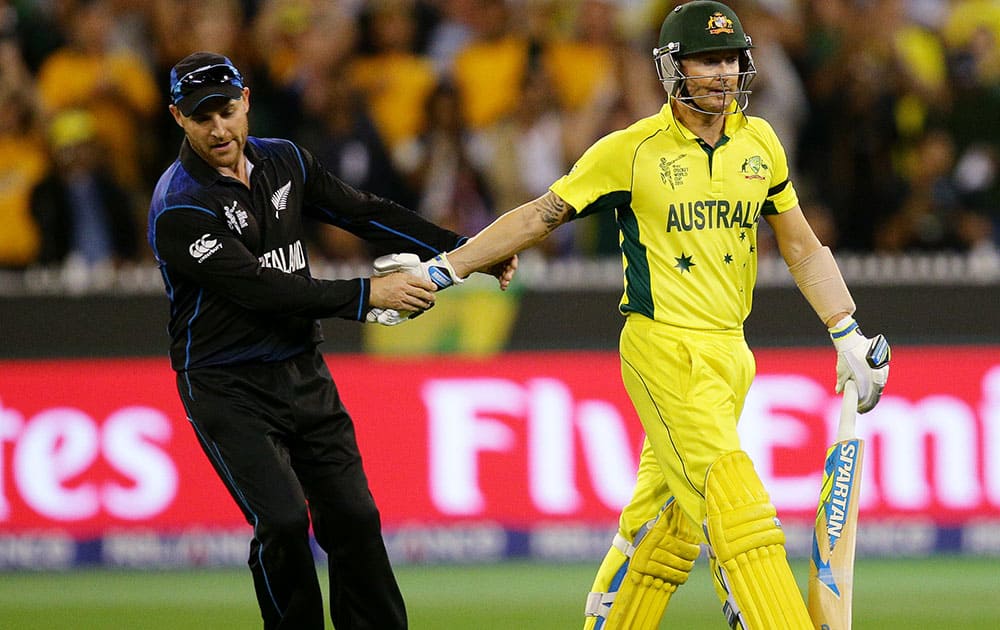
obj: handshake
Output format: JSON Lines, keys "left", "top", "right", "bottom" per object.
{"left": 365, "top": 253, "right": 463, "bottom": 326}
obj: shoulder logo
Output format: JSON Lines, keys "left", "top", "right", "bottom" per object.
{"left": 224, "top": 200, "right": 249, "bottom": 235}
{"left": 189, "top": 233, "right": 222, "bottom": 263}
{"left": 707, "top": 12, "right": 735, "bottom": 35}
{"left": 741, "top": 155, "right": 769, "bottom": 180}
{"left": 660, "top": 154, "right": 688, "bottom": 190}
{"left": 271, "top": 181, "right": 291, "bottom": 219}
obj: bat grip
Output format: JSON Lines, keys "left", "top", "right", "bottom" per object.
{"left": 837, "top": 380, "right": 859, "bottom": 442}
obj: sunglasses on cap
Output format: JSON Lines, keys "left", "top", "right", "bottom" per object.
{"left": 170, "top": 63, "right": 244, "bottom": 103}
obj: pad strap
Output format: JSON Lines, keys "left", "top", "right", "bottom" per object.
{"left": 585, "top": 501, "right": 701, "bottom": 629}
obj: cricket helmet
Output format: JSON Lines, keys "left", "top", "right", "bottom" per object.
{"left": 653, "top": 1, "right": 756, "bottom": 114}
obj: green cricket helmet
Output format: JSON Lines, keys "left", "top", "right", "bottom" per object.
{"left": 652, "top": 1, "right": 756, "bottom": 114}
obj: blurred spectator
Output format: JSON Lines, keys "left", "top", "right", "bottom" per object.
{"left": 480, "top": 67, "right": 574, "bottom": 256}
{"left": 0, "top": 0, "right": 992, "bottom": 269}
{"left": 543, "top": 0, "right": 620, "bottom": 114}
{"left": 148, "top": 0, "right": 252, "bottom": 175}
{"left": 738, "top": 1, "right": 808, "bottom": 173}
{"left": 797, "top": 0, "right": 907, "bottom": 251}
{"left": 34, "top": 0, "right": 158, "bottom": 193}
{"left": 350, "top": 1, "right": 439, "bottom": 170}
{"left": 1, "top": 0, "right": 65, "bottom": 72}
{"left": 942, "top": 0, "right": 1000, "bottom": 51}
{"left": 151, "top": 0, "right": 248, "bottom": 70}
{"left": 30, "top": 109, "right": 140, "bottom": 270}
{"left": 877, "top": 128, "right": 969, "bottom": 251}
{"left": 886, "top": 0, "right": 949, "bottom": 140}
{"left": 553, "top": 1, "right": 662, "bottom": 159}
{"left": 294, "top": 64, "right": 417, "bottom": 261}
{"left": 941, "top": 7, "right": 1000, "bottom": 250}
{"left": 410, "top": 82, "right": 495, "bottom": 236}
{"left": 0, "top": 82, "right": 47, "bottom": 269}
{"left": 423, "top": 0, "right": 476, "bottom": 78}
{"left": 251, "top": 0, "right": 358, "bottom": 138}
{"left": 451, "top": 0, "right": 529, "bottom": 130}
{"left": 103, "top": 0, "right": 156, "bottom": 67}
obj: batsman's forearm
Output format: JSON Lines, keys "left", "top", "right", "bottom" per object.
{"left": 448, "top": 191, "right": 572, "bottom": 277}
{"left": 787, "top": 246, "right": 856, "bottom": 327}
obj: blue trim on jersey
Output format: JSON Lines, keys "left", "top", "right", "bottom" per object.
{"left": 368, "top": 220, "right": 440, "bottom": 253}
{"left": 357, "top": 278, "right": 367, "bottom": 321}
{"left": 160, "top": 266, "right": 175, "bottom": 308}
{"left": 286, "top": 139, "right": 307, "bottom": 182}
{"left": 308, "top": 205, "right": 349, "bottom": 227}
{"left": 149, "top": 202, "right": 217, "bottom": 261}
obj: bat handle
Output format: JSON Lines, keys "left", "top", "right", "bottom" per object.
{"left": 837, "top": 380, "right": 859, "bottom": 442}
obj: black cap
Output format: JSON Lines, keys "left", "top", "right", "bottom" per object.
{"left": 169, "top": 52, "right": 245, "bottom": 116}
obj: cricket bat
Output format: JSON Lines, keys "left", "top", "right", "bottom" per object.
{"left": 808, "top": 380, "right": 863, "bottom": 630}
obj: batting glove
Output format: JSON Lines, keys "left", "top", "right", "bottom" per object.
{"left": 365, "top": 253, "right": 462, "bottom": 325}
{"left": 829, "top": 316, "right": 891, "bottom": 413}
{"left": 420, "top": 252, "right": 463, "bottom": 290}
{"left": 365, "top": 253, "right": 423, "bottom": 326}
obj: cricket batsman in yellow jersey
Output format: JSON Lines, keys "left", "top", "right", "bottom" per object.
{"left": 378, "top": 1, "right": 891, "bottom": 628}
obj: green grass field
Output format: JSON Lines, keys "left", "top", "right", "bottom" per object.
{"left": 0, "top": 556, "right": 996, "bottom": 628}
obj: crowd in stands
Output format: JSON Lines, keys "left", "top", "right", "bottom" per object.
{"left": 0, "top": 0, "right": 997, "bottom": 276}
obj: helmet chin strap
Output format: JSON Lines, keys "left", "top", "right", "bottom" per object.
{"left": 670, "top": 77, "right": 751, "bottom": 116}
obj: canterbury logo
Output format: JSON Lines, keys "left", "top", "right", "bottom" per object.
{"left": 271, "top": 181, "right": 291, "bottom": 218}
{"left": 188, "top": 234, "right": 222, "bottom": 262}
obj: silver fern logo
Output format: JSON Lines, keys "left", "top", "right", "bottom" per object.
{"left": 271, "top": 181, "right": 291, "bottom": 219}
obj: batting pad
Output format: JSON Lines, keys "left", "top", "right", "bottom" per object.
{"left": 704, "top": 451, "right": 812, "bottom": 629}
{"left": 584, "top": 501, "right": 701, "bottom": 629}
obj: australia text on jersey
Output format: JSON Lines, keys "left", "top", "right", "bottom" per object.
{"left": 665, "top": 199, "right": 762, "bottom": 232}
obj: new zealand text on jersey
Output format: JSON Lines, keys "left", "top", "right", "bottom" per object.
{"left": 665, "top": 199, "right": 762, "bottom": 232}
{"left": 259, "top": 240, "right": 306, "bottom": 273}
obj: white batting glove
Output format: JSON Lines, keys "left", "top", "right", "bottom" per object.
{"left": 829, "top": 316, "right": 891, "bottom": 413}
{"left": 366, "top": 307, "right": 409, "bottom": 326}
{"left": 419, "top": 252, "right": 463, "bottom": 290}
{"left": 365, "top": 253, "right": 423, "bottom": 326}
{"left": 365, "top": 252, "right": 463, "bottom": 325}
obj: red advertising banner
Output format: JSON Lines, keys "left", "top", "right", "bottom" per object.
{"left": 1, "top": 347, "right": 999, "bottom": 541}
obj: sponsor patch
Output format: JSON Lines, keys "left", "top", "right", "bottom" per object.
{"left": 188, "top": 234, "right": 222, "bottom": 263}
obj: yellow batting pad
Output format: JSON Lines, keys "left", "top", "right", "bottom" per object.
{"left": 704, "top": 451, "right": 812, "bottom": 629}
{"left": 585, "top": 501, "right": 701, "bottom": 629}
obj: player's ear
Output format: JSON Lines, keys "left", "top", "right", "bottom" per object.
{"left": 169, "top": 104, "right": 184, "bottom": 128}
{"left": 241, "top": 87, "right": 251, "bottom": 113}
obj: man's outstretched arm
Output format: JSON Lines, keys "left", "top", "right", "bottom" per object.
{"left": 447, "top": 190, "right": 575, "bottom": 283}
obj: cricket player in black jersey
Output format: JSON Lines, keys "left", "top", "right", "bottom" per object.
{"left": 147, "top": 52, "right": 512, "bottom": 630}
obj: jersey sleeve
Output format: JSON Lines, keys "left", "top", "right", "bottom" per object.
{"left": 753, "top": 117, "right": 799, "bottom": 215}
{"left": 549, "top": 130, "right": 634, "bottom": 218}
{"left": 296, "top": 144, "right": 465, "bottom": 257}
{"left": 151, "top": 202, "right": 370, "bottom": 320}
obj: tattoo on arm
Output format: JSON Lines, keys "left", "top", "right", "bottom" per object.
{"left": 536, "top": 192, "right": 573, "bottom": 234}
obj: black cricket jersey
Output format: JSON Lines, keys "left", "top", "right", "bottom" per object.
{"left": 148, "top": 137, "right": 462, "bottom": 371}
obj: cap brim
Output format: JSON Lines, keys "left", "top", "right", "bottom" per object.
{"left": 176, "top": 84, "right": 244, "bottom": 116}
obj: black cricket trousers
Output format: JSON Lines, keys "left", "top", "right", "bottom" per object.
{"left": 177, "top": 348, "right": 406, "bottom": 629}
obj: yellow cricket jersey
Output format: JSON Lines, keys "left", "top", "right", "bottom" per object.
{"left": 550, "top": 102, "right": 798, "bottom": 331}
